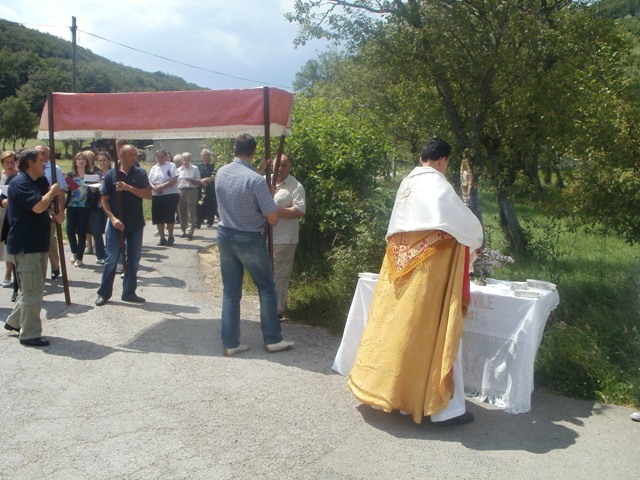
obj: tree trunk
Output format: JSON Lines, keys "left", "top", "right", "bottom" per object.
{"left": 524, "top": 158, "right": 543, "bottom": 193}
{"left": 469, "top": 185, "right": 485, "bottom": 249}
{"left": 553, "top": 160, "right": 565, "bottom": 188}
{"left": 497, "top": 190, "right": 527, "bottom": 256}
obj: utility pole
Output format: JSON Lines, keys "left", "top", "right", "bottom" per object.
{"left": 70, "top": 16, "right": 79, "bottom": 156}
{"left": 71, "top": 16, "right": 77, "bottom": 92}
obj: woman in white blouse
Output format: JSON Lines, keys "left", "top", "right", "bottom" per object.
{"left": 148, "top": 150, "right": 179, "bottom": 246}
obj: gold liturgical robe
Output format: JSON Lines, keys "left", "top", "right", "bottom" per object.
{"left": 348, "top": 230, "right": 468, "bottom": 424}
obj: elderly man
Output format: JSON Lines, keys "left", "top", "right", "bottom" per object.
{"left": 215, "top": 134, "right": 294, "bottom": 356}
{"left": 4, "top": 149, "right": 64, "bottom": 347}
{"left": 95, "top": 145, "right": 152, "bottom": 306}
{"left": 196, "top": 148, "right": 217, "bottom": 228}
{"left": 348, "top": 138, "right": 483, "bottom": 425}
{"left": 36, "top": 145, "right": 67, "bottom": 281}
{"left": 176, "top": 152, "right": 200, "bottom": 240}
{"left": 272, "top": 154, "right": 306, "bottom": 318}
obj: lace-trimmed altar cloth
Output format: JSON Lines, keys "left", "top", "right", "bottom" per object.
{"left": 333, "top": 276, "right": 560, "bottom": 414}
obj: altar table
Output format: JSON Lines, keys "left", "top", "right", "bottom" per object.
{"left": 332, "top": 274, "right": 560, "bottom": 414}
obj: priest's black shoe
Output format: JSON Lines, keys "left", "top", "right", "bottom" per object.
{"left": 432, "top": 411, "right": 474, "bottom": 426}
{"left": 19, "top": 337, "right": 50, "bottom": 347}
{"left": 122, "top": 294, "right": 145, "bottom": 303}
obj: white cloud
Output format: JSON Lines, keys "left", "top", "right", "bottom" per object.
{"left": 1, "top": 0, "right": 328, "bottom": 90}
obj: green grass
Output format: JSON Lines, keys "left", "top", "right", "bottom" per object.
{"left": 479, "top": 189, "right": 640, "bottom": 407}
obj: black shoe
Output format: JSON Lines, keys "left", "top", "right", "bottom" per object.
{"left": 51, "top": 268, "right": 60, "bottom": 281}
{"left": 194, "top": 224, "right": 201, "bottom": 229}
{"left": 95, "top": 296, "right": 109, "bottom": 306}
{"left": 157, "top": 238, "right": 168, "bottom": 246}
{"left": 122, "top": 294, "right": 145, "bottom": 303}
{"left": 11, "top": 291, "right": 18, "bottom": 302}
{"left": 167, "top": 236, "right": 175, "bottom": 246}
{"left": 180, "top": 233, "right": 187, "bottom": 238}
{"left": 20, "top": 337, "right": 50, "bottom": 347}
{"left": 187, "top": 234, "right": 193, "bottom": 241}
{"left": 4, "top": 322, "right": 20, "bottom": 332}
{"left": 432, "top": 411, "right": 474, "bottom": 426}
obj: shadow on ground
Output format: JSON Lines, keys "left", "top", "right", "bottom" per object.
{"left": 354, "top": 388, "right": 600, "bottom": 454}
{"left": 120, "top": 317, "right": 340, "bottom": 375}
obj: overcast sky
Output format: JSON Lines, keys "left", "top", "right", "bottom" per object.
{"left": 0, "top": 0, "right": 329, "bottom": 91}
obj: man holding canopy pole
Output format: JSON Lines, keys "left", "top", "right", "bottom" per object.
{"left": 215, "top": 134, "right": 294, "bottom": 356}
{"left": 95, "top": 145, "right": 151, "bottom": 307}
{"left": 4, "top": 149, "right": 63, "bottom": 347}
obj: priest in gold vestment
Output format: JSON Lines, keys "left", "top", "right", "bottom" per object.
{"left": 348, "top": 138, "right": 483, "bottom": 425}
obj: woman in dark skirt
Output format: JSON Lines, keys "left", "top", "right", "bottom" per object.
{"left": 91, "top": 151, "right": 112, "bottom": 264}
{"left": 148, "top": 149, "right": 179, "bottom": 245}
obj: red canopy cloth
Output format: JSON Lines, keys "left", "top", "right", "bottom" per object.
{"left": 37, "top": 88, "right": 293, "bottom": 140}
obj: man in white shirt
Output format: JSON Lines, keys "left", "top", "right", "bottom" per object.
{"left": 272, "top": 154, "right": 306, "bottom": 318}
{"left": 176, "top": 152, "right": 200, "bottom": 240}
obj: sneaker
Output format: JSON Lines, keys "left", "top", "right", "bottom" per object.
{"left": 187, "top": 233, "right": 193, "bottom": 241}
{"left": 2, "top": 279, "right": 13, "bottom": 288}
{"left": 631, "top": 412, "right": 640, "bottom": 422}
{"left": 180, "top": 232, "right": 187, "bottom": 238}
{"left": 96, "top": 258, "right": 105, "bottom": 265}
{"left": 264, "top": 340, "right": 294, "bottom": 353}
{"left": 74, "top": 259, "right": 83, "bottom": 267}
{"left": 223, "top": 344, "right": 250, "bottom": 357}
{"left": 157, "top": 238, "right": 168, "bottom": 246}
{"left": 167, "top": 236, "right": 175, "bottom": 246}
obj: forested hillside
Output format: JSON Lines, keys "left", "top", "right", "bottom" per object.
{"left": 0, "top": 18, "right": 201, "bottom": 148}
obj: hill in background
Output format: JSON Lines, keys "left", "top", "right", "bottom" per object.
{"left": 0, "top": 18, "right": 202, "bottom": 117}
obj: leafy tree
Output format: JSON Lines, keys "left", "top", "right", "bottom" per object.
{"left": 286, "top": 93, "right": 393, "bottom": 265}
{"left": 78, "top": 62, "right": 116, "bottom": 93}
{"left": 17, "top": 64, "right": 72, "bottom": 115}
{"left": 0, "top": 96, "right": 38, "bottom": 150}
{"left": 287, "top": 0, "right": 634, "bottom": 255}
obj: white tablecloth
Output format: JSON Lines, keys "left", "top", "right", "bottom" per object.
{"left": 332, "top": 274, "right": 560, "bottom": 414}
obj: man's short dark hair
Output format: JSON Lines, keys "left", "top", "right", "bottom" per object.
{"left": 18, "top": 149, "right": 39, "bottom": 171}
{"left": 420, "top": 137, "right": 451, "bottom": 162}
{"left": 234, "top": 134, "right": 257, "bottom": 157}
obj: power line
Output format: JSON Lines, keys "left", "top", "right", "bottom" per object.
{"left": 77, "top": 29, "right": 293, "bottom": 90}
